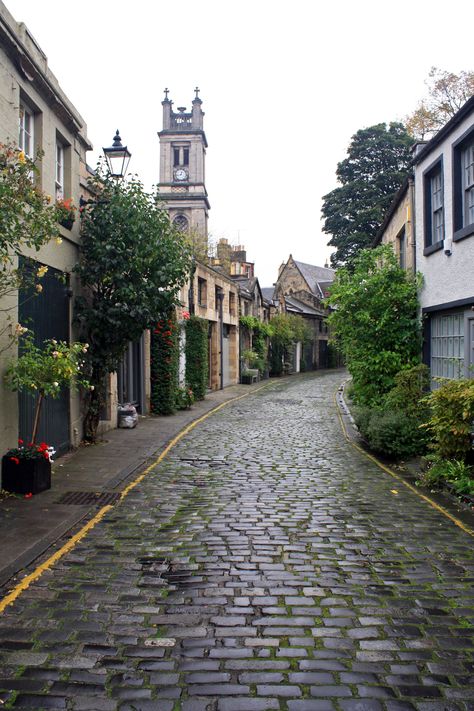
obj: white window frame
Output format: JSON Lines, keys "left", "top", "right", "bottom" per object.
{"left": 431, "top": 312, "right": 464, "bottom": 384}
{"left": 462, "top": 141, "right": 474, "bottom": 227}
{"left": 19, "top": 103, "right": 34, "bottom": 158}
{"left": 55, "top": 141, "right": 64, "bottom": 201}
{"left": 430, "top": 170, "right": 444, "bottom": 245}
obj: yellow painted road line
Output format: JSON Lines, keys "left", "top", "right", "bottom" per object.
{"left": 0, "top": 383, "right": 273, "bottom": 614}
{"left": 334, "top": 387, "right": 474, "bottom": 538}
{"left": 0, "top": 505, "right": 113, "bottom": 614}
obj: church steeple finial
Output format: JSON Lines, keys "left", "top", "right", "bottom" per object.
{"left": 163, "top": 87, "right": 170, "bottom": 102}
{"left": 192, "top": 86, "right": 202, "bottom": 106}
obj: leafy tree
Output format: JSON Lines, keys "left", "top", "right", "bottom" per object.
{"left": 326, "top": 245, "right": 421, "bottom": 405}
{"left": 4, "top": 334, "right": 88, "bottom": 444}
{"left": 0, "top": 143, "right": 61, "bottom": 350}
{"left": 406, "top": 67, "right": 474, "bottom": 140}
{"left": 322, "top": 123, "right": 414, "bottom": 267}
{"left": 75, "top": 169, "right": 191, "bottom": 441}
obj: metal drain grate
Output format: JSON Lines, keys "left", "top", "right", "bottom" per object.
{"left": 56, "top": 491, "right": 122, "bottom": 506}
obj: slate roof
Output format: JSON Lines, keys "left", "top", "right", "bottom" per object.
{"left": 285, "top": 296, "right": 324, "bottom": 317}
{"left": 261, "top": 287, "right": 276, "bottom": 302}
{"left": 293, "top": 260, "right": 335, "bottom": 297}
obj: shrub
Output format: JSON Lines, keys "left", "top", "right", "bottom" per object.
{"left": 418, "top": 457, "right": 474, "bottom": 496}
{"left": 422, "top": 378, "right": 474, "bottom": 460}
{"left": 185, "top": 316, "right": 208, "bottom": 400}
{"left": 326, "top": 245, "right": 421, "bottom": 406}
{"left": 384, "top": 364, "right": 430, "bottom": 418}
{"left": 364, "top": 409, "right": 428, "bottom": 459}
{"left": 150, "top": 310, "right": 179, "bottom": 415}
{"left": 175, "top": 386, "right": 195, "bottom": 410}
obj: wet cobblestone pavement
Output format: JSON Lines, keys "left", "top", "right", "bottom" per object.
{"left": 1, "top": 371, "right": 474, "bottom": 710}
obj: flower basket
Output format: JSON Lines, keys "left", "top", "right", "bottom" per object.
{"left": 59, "top": 215, "right": 75, "bottom": 230}
{"left": 56, "top": 198, "right": 76, "bottom": 230}
{"left": 2, "top": 454, "right": 51, "bottom": 495}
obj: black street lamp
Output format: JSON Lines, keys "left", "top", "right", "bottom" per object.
{"left": 103, "top": 130, "right": 131, "bottom": 178}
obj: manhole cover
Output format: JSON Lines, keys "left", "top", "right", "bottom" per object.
{"left": 56, "top": 491, "right": 121, "bottom": 506}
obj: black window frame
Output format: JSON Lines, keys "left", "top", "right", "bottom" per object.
{"left": 453, "top": 125, "right": 474, "bottom": 243}
{"left": 397, "top": 226, "right": 406, "bottom": 270}
{"left": 423, "top": 156, "right": 444, "bottom": 256}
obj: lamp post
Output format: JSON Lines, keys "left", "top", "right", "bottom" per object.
{"left": 103, "top": 130, "right": 131, "bottom": 178}
{"left": 80, "top": 131, "right": 131, "bottom": 208}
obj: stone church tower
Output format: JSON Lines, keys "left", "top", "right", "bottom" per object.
{"left": 158, "top": 88, "right": 210, "bottom": 245}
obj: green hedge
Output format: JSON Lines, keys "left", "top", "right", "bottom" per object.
{"left": 150, "top": 310, "right": 179, "bottom": 415}
{"left": 185, "top": 316, "right": 208, "bottom": 400}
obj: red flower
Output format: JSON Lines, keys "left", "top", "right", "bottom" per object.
{"left": 38, "top": 442, "right": 49, "bottom": 451}
{"left": 43, "top": 452, "right": 49, "bottom": 459}
{"left": 24, "top": 493, "right": 33, "bottom": 499}
{"left": 18, "top": 438, "right": 24, "bottom": 445}
{"left": 10, "top": 456, "right": 20, "bottom": 465}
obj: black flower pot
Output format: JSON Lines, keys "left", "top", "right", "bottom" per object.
{"left": 59, "top": 216, "right": 75, "bottom": 230}
{"left": 2, "top": 455, "right": 51, "bottom": 495}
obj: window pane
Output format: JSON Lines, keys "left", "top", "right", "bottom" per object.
{"left": 430, "top": 312, "right": 465, "bottom": 387}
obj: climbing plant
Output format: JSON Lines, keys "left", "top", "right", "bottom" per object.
{"left": 150, "top": 310, "right": 179, "bottom": 415}
{"left": 185, "top": 316, "right": 208, "bottom": 400}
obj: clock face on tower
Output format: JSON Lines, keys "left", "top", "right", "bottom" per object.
{"left": 174, "top": 168, "right": 188, "bottom": 182}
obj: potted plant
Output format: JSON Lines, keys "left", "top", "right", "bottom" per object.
{"left": 56, "top": 197, "right": 76, "bottom": 230}
{"left": 175, "top": 385, "right": 195, "bottom": 410}
{"left": 2, "top": 333, "right": 89, "bottom": 494}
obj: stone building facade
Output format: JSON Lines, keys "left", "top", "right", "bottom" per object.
{"left": 373, "top": 176, "right": 416, "bottom": 273}
{"left": 273, "top": 256, "right": 335, "bottom": 370}
{"left": 0, "top": 2, "right": 92, "bottom": 456}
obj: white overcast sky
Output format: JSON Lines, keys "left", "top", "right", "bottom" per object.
{"left": 6, "top": 0, "right": 473, "bottom": 286}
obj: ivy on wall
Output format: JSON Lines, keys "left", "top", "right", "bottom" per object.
{"left": 150, "top": 310, "right": 179, "bottom": 415}
{"left": 185, "top": 316, "right": 208, "bottom": 400}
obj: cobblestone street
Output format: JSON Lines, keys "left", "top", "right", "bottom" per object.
{"left": 1, "top": 370, "right": 474, "bottom": 710}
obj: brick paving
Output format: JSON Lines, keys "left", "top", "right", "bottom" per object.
{"left": 1, "top": 370, "right": 474, "bottom": 710}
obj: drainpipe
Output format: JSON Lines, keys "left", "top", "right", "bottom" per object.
{"left": 188, "top": 256, "right": 196, "bottom": 315}
{"left": 217, "top": 290, "right": 224, "bottom": 390}
{"left": 408, "top": 175, "right": 416, "bottom": 275}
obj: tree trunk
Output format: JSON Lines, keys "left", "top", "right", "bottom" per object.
{"left": 83, "top": 378, "right": 106, "bottom": 443}
{"left": 31, "top": 391, "right": 44, "bottom": 444}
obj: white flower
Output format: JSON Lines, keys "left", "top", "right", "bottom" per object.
{"left": 53, "top": 381, "right": 59, "bottom": 387}
{"left": 90, "top": 385, "right": 95, "bottom": 391}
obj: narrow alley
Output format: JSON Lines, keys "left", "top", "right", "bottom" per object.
{"left": 1, "top": 371, "right": 474, "bottom": 710}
